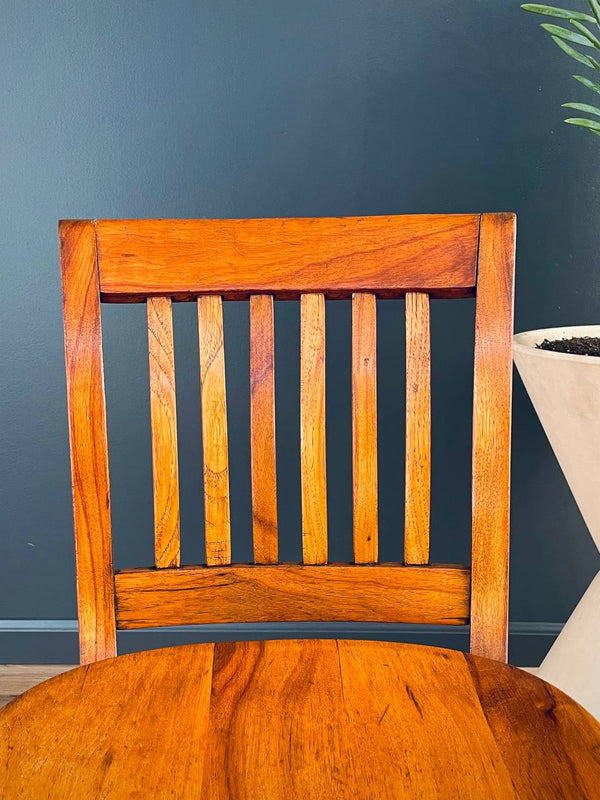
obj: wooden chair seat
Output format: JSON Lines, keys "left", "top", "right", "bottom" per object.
{"left": 3, "top": 640, "right": 600, "bottom": 797}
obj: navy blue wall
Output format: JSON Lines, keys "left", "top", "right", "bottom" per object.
{"left": 1, "top": 1, "right": 599, "bottom": 663}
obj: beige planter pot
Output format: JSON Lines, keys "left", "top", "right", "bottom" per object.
{"left": 537, "top": 569, "right": 600, "bottom": 721}
{"left": 513, "top": 325, "right": 600, "bottom": 720}
{"left": 513, "top": 326, "right": 600, "bottom": 549}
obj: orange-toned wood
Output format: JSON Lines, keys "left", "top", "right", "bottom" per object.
{"left": 470, "top": 213, "right": 516, "bottom": 663}
{"left": 59, "top": 220, "right": 116, "bottom": 665}
{"left": 352, "top": 293, "right": 378, "bottom": 563}
{"left": 329, "top": 640, "right": 514, "bottom": 796}
{"left": 95, "top": 215, "right": 479, "bottom": 301}
{"left": 147, "top": 297, "right": 180, "bottom": 568}
{"left": 249, "top": 295, "right": 278, "bottom": 563}
{"left": 300, "top": 294, "right": 328, "bottom": 564}
{"left": 404, "top": 292, "right": 431, "bottom": 565}
{"left": 59, "top": 213, "right": 516, "bottom": 663}
{"left": 197, "top": 296, "right": 231, "bottom": 565}
{"left": 0, "top": 645, "right": 214, "bottom": 797}
{"left": 465, "top": 654, "right": 600, "bottom": 798}
{"left": 3, "top": 640, "right": 599, "bottom": 798}
{"left": 114, "top": 564, "right": 470, "bottom": 627}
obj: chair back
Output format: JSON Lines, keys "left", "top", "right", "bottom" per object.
{"left": 60, "top": 213, "right": 515, "bottom": 664}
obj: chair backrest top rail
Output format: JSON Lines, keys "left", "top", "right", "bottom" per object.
{"left": 67, "top": 214, "right": 482, "bottom": 301}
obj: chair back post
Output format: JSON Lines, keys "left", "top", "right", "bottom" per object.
{"left": 60, "top": 220, "right": 116, "bottom": 664}
{"left": 470, "top": 213, "right": 516, "bottom": 662}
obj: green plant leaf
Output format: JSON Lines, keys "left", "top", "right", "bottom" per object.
{"left": 541, "top": 22, "right": 593, "bottom": 44}
{"left": 570, "top": 19, "right": 600, "bottom": 48}
{"left": 573, "top": 73, "right": 600, "bottom": 93}
{"left": 588, "top": 0, "right": 600, "bottom": 26}
{"left": 562, "top": 100, "right": 600, "bottom": 114}
{"left": 521, "top": 4, "right": 595, "bottom": 22}
{"left": 564, "top": 116, "right": 600, "bottom": 129}
{"left": 552, "top": 34, "right": 593, "bottom": 64}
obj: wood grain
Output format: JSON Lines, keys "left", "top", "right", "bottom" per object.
{"left": 470, "top": 213, "right": 516, "bottom": 663}
{"left": 249, "top": 295, "right": 278, "bottom": 563}
{"left": 2, "top": 640, "right": 599, "bottom": 798}
{"left": 334, "top": 641, "right": 516, "bottom": 797}
{"left": 147, "top": 297, "right": 180, "bottom": 568}
{"left": 95, "top": 215, "right": 479, "bottom": 301}
{"left": 0, "top": 646, "right": 214, "bottom": 797}
{"left": 59, "top": 212, "right": 517, "bottom": 662}
{"left": 203, "top": 640, "right": 352, "bottom": 799}
{"left": 300, "top": 294, "right": 328, "bottom": 564}
{"left": 466, "top": 654, "right": 600, "bottom": 798}
{"left": 404, "top": 292, "right": 431, "bottom": 565}
{"left": 197, "top": 296, "right": 231, "bottom": 566}
{"left": 352, "top": 293, "right": 378, "bottom": 563}
{"left": 60, "top": 220, "right": 116, "bottom": 665}
{"left": 114, "top": 563, "right": 470, "bottom": 627}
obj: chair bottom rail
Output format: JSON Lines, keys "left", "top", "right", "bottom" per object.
{"left": 114, "top": 562, "right": 470, "bottom": 629}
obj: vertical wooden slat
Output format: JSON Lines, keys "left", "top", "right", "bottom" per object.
{"left": 197, "top": 296, "right": 231, "bottom": 566}
{"left": 404, "top": 292, "right": 432, "bottom": 565}
{"left": 352, "top": 293, "right": 378, "bottom": 563}
{"left": 470, "top": 213, "right": 516, "bottom": 663}
{"left": 300, "top": 293, "right": 328, "bottom": 564}
{"left": 147, "top": 297, "right": 180, "bottom": 568}
{"left": 250, "top": 295, "right": 278, "bottom": 563}
{"left": 60, "top": 220, "right": 116, "bottom": 664}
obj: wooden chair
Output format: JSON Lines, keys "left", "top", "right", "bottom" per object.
{"left": 60, "top": 213, "right": 516, "bottom": 667}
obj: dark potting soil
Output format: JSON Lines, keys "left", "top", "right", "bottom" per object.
{"left": 536, "top": 336, "right": 600, "bottom": 357}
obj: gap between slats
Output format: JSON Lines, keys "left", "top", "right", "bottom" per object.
{"left": 198, "top": 296, "right": 231, "bottom": 565}
{"left": 147, "top": 297, "right": 181, "bottom": 568}
{"left": 300, "top": 294, "right": 328, "bottom": 564}
{"left": 250, "top": 295, "right": 278, "bottom": 563}
{"left": 149, "top": 292, "right": 431, "bottom": 573}
{"left": 404, "top": 292, "right": 431, "bottom": 565}
{"left": 352, "top": 293, "right": 378, "bottom": 563}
